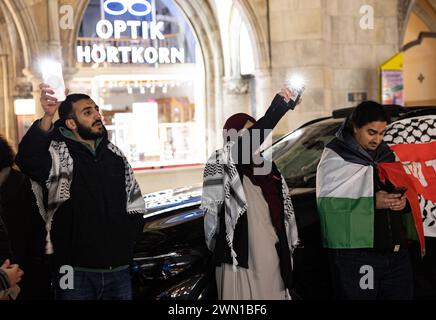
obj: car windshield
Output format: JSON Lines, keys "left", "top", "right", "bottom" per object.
{"left": 263, "top": 119, "right": 342, "bottom": 188}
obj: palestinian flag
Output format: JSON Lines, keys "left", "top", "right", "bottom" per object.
{"left": 380, "top": 115, "right": 436, "bottom": 255}
{"left": 316, "top": 148, "right": 375, "bottom": 248}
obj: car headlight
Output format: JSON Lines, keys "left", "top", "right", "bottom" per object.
{"left": 156, "top": 274, "right": 207, "bottom": 300}
{"left": 132, "top": 248, "right": 204, "bottom": 280}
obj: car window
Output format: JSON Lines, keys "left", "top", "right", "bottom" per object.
{"left": 263, "top": 121, "right": 341, "bottom": 188}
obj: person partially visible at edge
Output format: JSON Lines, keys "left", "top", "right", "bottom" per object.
{"left": 0, "top": 213, "right": 24, "bottom": 300}
{"left": 0, "top": 259, "right": 23, "bottom": 300}
{"left": 15, "top": 84, "right": 146, "bottom": 300}
{"left": 316, "top": 101, "right": 413, "bottom": 300}
{"left": 0, "top": 137, "right": 23, "bottom": 300}
{"left": 201, "top": 88, "right": 301, "bottom": 300}
{"left": 0, "top": 135, "right": 48, "bottom": 300}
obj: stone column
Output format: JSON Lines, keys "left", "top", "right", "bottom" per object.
{"left": 22, "top": 68, "right": 44, "bottom": 119}
{"left": 253, "top": 68, "right": 272, "bottom": 120}
{"left": 222, "top": 76, "right": 251, "bottom": 120}
{"left": 47, "top": 0, "right": 62, "bottom": 60}
{"left": 21, "top": 66, "right": 78, "bottom": 121}
{"left": 63, "top": 66, "right": 79, "bottom": 90}
{"left": 0, "top": 54, "right": 12, "bottom": 140}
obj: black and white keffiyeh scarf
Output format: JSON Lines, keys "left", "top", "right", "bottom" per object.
{"left": 30, "top": 141, "right": 146, "bottom": 254}
{"left": 200, "top": 141, "right": 299, "bottom": 270}
{"left": 384, "top": 115, "right": 436, "bottom": 237}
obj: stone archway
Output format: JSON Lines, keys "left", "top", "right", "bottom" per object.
{"left": 399, "top": 0, "right": 415, "bottom": 45}
{"left": 234, "top": 0, "right": 270, "bottom": 71}
{"left": 173, "top": 0, "right": 225, "bottom": 152}
{"left": 225, "top": 0, "right": 273, "bottom": 119}
{"left": 64, "top": 0, "right": 89, "bottom": 71}
{"left": 61, "top": 0, "right": 274, "bottom": 151}
{"left": 63, "top": 0, "right": 225, "bottom": 154}
{"left": 0, "top": 0, "right": 36, "bottom": 142}
{"left": 412, "top": 0, "right": 436, "bottom": 31}
{"left": 401, "top": 0, "right": 436, "bottom": 105}
{"left": 0, "top": 5, "right": 14, "bottom": 140}
{"left": 400, "top": 0, "right": 436, "bottom": 44}
{"left": 2, "top": 0, "right": 41, "bottom": 70}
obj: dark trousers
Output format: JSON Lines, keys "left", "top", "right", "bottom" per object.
{"left": 410, "top": 237, "right": 436, "bottom": 299}
{"left": 328, "top": 248, "right": 413, "bottom": 300}
{"left": 54, "top": 268, "right": 132, "bottom": 300}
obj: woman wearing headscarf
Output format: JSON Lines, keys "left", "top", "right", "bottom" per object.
{"left": 201, "top": 88, "right": 301, "bottom": 300}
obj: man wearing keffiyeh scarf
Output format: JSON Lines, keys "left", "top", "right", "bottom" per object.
{"left": 201, "top": 88, "right": 301, "bottom": 300}
{"left": 15, "top": 84, "right": 146, "bottom": 300}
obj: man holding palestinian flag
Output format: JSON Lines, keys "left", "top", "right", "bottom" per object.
{"left": 316, "top": 101, "right": 413, "bottom": 300}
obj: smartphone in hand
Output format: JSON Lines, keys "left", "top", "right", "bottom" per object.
{"left": 285, "top": 75, "right": 305, "bottom": 108}
{"left": 293, "top": 86, "right": 305, "bottom": 105}
{"left": 40, "top": 60, "right": 66, "bottom": 102}
{"left": 392, "top": 186, "right": 407, "bottom": 197}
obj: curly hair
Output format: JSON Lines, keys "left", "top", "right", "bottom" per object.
{"left": 0, "top": 135, "right": 15, "bottom": 170}
{"left": 59, "top": 93, "right": 91, "bottom": 122}
{"left": 343, "top": 100, "right": 391, "bottom": 134}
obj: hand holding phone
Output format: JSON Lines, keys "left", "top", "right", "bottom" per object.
{"left": 285, "top": 75, "right": 305, "bottom": 109}
{"left": 392, "top": 186, "right": 407, "bottom": 197}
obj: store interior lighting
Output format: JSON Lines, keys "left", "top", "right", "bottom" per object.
{"left": 14, "top": 98, "right": 36, "bottom": 115}
{"left": 96, "top": 79, "right": 193, "bottom": 95}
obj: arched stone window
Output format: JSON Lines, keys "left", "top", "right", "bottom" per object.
{"left": 71, "top": 0, "right": 206, "bottom": 170}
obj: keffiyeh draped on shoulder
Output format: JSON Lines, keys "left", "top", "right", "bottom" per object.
{"left": 201, "top": 141, "right": 298, "bottom": 269}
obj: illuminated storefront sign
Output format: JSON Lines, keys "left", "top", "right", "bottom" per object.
{"left": 77, "top": 0, "right": 185, "bottom": 64}
{"left": 103, "top": 0, "right": 152, "bottom": 16}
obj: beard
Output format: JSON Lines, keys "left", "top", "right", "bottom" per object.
{"left": 75, "top": 119, "right": 106, "bottom": 140}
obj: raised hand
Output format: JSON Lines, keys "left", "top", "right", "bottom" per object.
{"left": 39, "top": 83, "right": 69, "bottom": 131}
{"left": 40, "top": 83, "right": 60, "bottom": 118}
{"left": 279, "top": 87, "right": 303, "bottom": 107}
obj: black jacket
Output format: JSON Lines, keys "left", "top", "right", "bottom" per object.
{"left": 0, "top": 168, "right": 50, "bottom": 299}
{"left": 326, "top": 117, "right": 409, "bottom": 252}
{"left": 0, "top": 192, "right": 12, "bottom": 294}
{"left": 16, "top": 120, "right": 143, "bottom": 269}
{"left": 0, "top": 207, "right": 11, "bottom": 263}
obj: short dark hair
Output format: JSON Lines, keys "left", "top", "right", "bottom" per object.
{"left": 351, "top": 100, "right": 391, "bottom": 129}
{"left": 0, "top": 135, "right": 15, "bottom": 170}
{"left": 59, "top": 94, "right": 91, "bottom": 121}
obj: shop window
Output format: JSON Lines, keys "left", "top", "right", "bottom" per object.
{"left": 72, "top": 0, "right": 205, "bottom": 169}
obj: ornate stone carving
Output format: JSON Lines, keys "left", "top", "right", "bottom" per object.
{"left": 224, "top": 77, "right": 250, "bottom": 95}
{"left": 14, "top": 78, "right": 33, "bottom": 98}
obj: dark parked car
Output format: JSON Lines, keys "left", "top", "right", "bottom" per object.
{"left": 131, "top": 105, "right": 436, "bottom": 300}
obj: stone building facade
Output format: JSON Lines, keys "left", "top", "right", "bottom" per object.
{"left": 0, "top": 0, "right": 434, "bottom": 192}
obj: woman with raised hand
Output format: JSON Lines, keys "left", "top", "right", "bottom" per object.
{"left": 201, "top": 88, "right": 302, "bottom": 300}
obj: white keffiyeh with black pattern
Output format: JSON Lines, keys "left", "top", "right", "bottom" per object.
{"left": 30, "top": 141, "right": 146, "bottom": 254}
{"left": 200, "top": 141, "right": 299, "bottom": 269}
{"left": 384, "top": 115, "right": 436, "bottom": 237}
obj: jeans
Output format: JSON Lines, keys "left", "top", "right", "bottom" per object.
{"left": 54, "top": 267, "right": 132, "bottom": 300}
{"left": 328, "top": 248, "right": 413, "bottom": 300}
